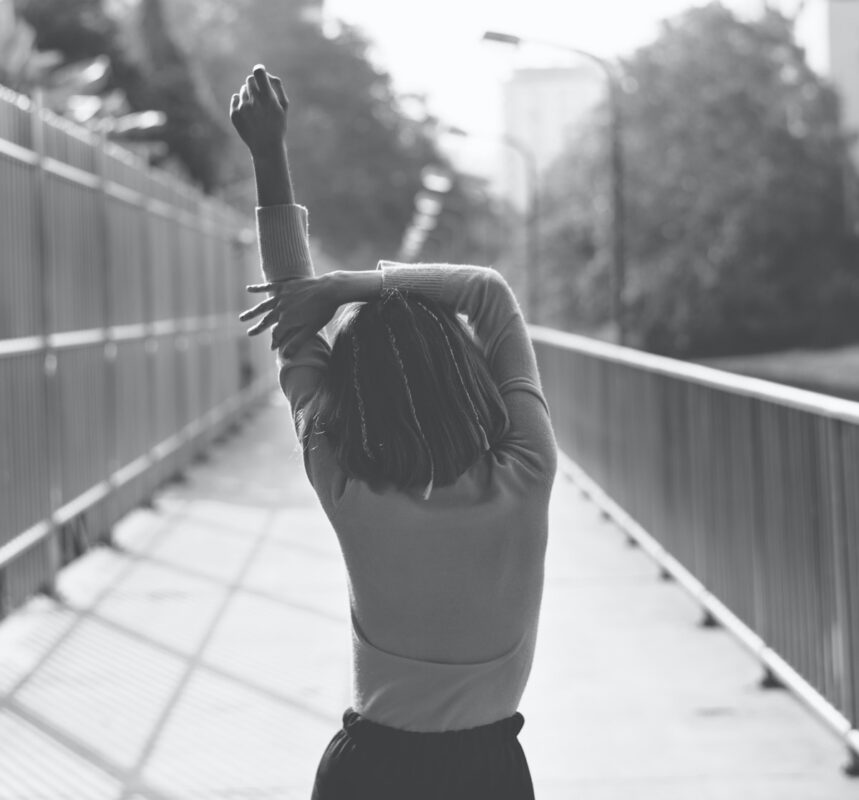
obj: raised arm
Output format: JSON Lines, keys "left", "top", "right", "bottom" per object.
{"left": 380, "top": 263, "right": 541, "bottom": 400}
{"left": 230, "top": 66, "right": 330, "bottom": 433}
{"left": 328, "top": 263, "right": 557, "bottom": 479}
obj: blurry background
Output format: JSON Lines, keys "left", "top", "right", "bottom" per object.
{"left": 4, "top": 0, "right": 859, "bottom": 385}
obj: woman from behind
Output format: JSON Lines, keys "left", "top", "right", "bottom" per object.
{"left": 231, "top": 65, "right": 558, "bottom": 800}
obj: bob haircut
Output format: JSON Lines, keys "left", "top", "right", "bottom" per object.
{"left": 301, "top": 288, "right": 510, "bottom": 495}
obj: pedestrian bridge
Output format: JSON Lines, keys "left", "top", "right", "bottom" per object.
{"left": 1, "top": 329, "right": 858, "bottom": 799}
{"left": 1, "top": 85, "right": 858, "bottom": 797}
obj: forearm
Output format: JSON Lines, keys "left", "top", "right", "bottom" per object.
{"left": 252, "top": 143, "right": 295, "bottom": 206}
{"left": 379, "top": 262, "right": 538, "bottom": 389}
{"left": 329, "top": 270, "right": 383, "bottom": 305}
{"left": 255, "top": 200, "right": 313, "bottom": 281}
{"left": 379, "top": 263, "right": 518, "bottom": 347}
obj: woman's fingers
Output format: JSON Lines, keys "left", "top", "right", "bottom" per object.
{"left": 248, "top": 306, "right": 281, "bottom": 336}
{"left": 246, "top": 280, "right": 295, "bottom": 292}
{"left": 239, "top": 295, "right": 278, "bottom": 321}
{"left": 252, "top": 65, "right": 279, "bottom": 104}
{"left": 270, "top": 76, "right": 289, "bottom": 110}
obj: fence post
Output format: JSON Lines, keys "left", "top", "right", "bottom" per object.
{"left": 825, "top": 418, "right": 859, "bottom": 774}
{"left": 95, "top": 126, "right": 118, "bottom": 545}
{"left": 30, "top": 89, "right": 63, "bottom": 592}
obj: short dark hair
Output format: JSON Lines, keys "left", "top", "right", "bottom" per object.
{"left": 302, "top": 289, "right": 510, "bottom": 494}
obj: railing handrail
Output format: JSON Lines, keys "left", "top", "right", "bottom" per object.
{"left": 531, "top": 323, "right": 859, "bottom": 773}
{"left": 530, "top": 324, "right": 859, "bottom": 424}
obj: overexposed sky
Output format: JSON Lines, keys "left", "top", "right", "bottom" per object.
{"left": 324, "top": 0, "right": 821, "bottom": 174}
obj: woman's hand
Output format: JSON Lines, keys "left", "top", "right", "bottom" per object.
{"left": 240, "top": 274, "right": 342, "bottom": 354}
{"left": 229, "top": 64, "right": 288, "bottom": 158}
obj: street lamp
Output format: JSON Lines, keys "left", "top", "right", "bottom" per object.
{"left": 483, "top": 30, "right": 627, "bottom": 346}
{"left": 397, "top": 165, "right": 453, "bottom": 262}
{"left": 440, "top": 124, "right": 540, "bottom": 321}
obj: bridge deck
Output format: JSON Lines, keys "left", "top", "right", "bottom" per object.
{"left": 0, "top": 395, "right": 853, "bottom": 799}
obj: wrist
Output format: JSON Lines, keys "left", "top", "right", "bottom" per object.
{"left": 251, "top": 142, "right": 287, "bottom": 163}
{"left": 329, "top": 270, "right": 382, "bottom": 305}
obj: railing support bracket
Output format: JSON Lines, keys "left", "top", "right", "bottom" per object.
{"left": 759, "top": 667, "right": 785, "bottom": 690}
{"left": 843, "top": 746, "right": 859, "bottom": 777}
{"left": 699, "top": 608, "right": 720, "bottom": 628}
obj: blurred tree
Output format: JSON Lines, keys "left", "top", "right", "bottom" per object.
{"left": 161, "top": 0, "right": 468, "bottom": 264}
{"left": 0, "top": 0, "right": 64, "bottom": 91}
{"left": 419, "top": 174, "right": 513, "bottom": 267}
{"left": 542, "top": 2, "right": 859, "bottom": 357}
{"left": 16, "top": 0, "right": 229, "bottom": 189}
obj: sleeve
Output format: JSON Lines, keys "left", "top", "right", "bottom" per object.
{"left": 378, "top": 261, "right": 557, "bottom": 482}
{"left": 255, "top": 204, "right": 344, "bottom": 500}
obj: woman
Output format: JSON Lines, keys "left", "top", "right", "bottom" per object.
{"left": 231, "top": 65, "right": 557, "bottom": 800}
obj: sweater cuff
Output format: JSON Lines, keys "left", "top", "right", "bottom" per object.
{"left": 255, "top": 203, "right": 313, "bottom": 282}
{"left": 377, "top": 260, "right": 447, "bottom": 301}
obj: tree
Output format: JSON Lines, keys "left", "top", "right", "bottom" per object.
{"left": 542, "top": 2, "right": 859, "bottom": 358}
{"left": 16, "top": 0, "right": 229, "bottom": 189}
{"left": 160, "top": 0, "right": 459, "bottom": 263}
{"left": 418, "top": 173, "right": 514, "bottom": 268}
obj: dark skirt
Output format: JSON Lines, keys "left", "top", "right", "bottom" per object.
{"left": 311, "top": 708, "right": 535, "bottom": 800}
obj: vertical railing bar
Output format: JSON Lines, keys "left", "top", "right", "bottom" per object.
{"left": 29, "top": 88, "right": 62, "bottom": 595}
{"left": 826, "top": 418, "right": 855, "bottom": 727}
{"left": 96, "top": 126, "right": 118, "bottom": 541}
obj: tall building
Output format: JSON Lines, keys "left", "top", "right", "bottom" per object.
{"left": 729, "top": 0, "right": 859, "bottom": 165}
{"left": 815, "top": 0, "right": 859, "bottom": 166}
{"left": 500, "top": 66, "right": 603, "bottom": 211}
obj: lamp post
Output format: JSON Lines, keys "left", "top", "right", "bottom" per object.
{"left": 440, "top": 124, "right": 540, "bottom": 321}
{"left": 483, "top": 30, "right": 627, "bottom": 346}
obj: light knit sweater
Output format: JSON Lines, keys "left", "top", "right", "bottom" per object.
{"left": 256, "top": 203, "right": 557, "bottom": 732}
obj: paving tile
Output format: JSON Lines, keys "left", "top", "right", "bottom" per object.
{"left": 201, "top": 590, "right": 351, "bottom": 714}
{"left": 0, "top": 597, "right": 78, "bottom": 694}
{"left": 141, "top": 667, "right": 339, "bottom": 799}
{"left": 57, "top": 547, "right": 137, "bottom": 611}
{"left": 93, "top": 559, "right": 227, "bottom": 657}
{"left": 0, "top": 710, "right": 122, "bottom": 800}
{"left": 145, "top": 518, "right": 259, "bottom": 585}
{"left": 241, "top": 535, "right": 348, "bottom": 619}
{"left": 13, "top": 617, "right": 186, "bottom": 771}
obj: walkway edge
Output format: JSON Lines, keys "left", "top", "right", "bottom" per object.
{"left": 556, "top": 449, "right": 859, "bottom": 777}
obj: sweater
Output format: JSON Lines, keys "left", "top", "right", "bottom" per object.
{"left": 256, "top": 203, "right": 557, "bottom": 732}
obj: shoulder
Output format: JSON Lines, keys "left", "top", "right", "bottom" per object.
{"left": 302, "top": 425, "right": 351, "bottom": 517}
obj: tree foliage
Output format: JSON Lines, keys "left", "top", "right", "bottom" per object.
{"left": 13, "top": 0, "right": 498, "bottom": 264}
{"left": 16, "top": 0, "right": 228, "bottom": 189}
{"left": 542, "top": 2, "right": 859, "bottom": 357}
{"left": 162, "top": 0, "right": 451, "bottom": 264}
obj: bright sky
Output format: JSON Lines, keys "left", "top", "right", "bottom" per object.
{"left": 324, "top": 0, "right": 820, "bottom": 174}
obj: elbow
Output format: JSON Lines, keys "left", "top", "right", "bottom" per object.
{"left": 482, "top": 267, "right": 522, "bottom": 312}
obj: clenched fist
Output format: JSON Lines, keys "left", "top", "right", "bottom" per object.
{"left": 229, "top": 64, "right": 289, "bottom": 158}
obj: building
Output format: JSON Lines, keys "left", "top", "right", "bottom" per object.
{"left": 728, "top": 0, "right": 859, "bottom": 165}
{"left": 800, "top": 0, "right": 859, "bottom": 166}
{"left": 499, "top": 66, "right": 603, "bottom": 212}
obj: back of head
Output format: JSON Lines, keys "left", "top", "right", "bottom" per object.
{"left": 306, "top": 289, "right": 509, "bottom": 494}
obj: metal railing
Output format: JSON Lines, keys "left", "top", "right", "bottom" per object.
{"left": 531, "top": 325, "right": 859, "bottom": 772}
{"left": 0, "top": 85, "right": 275, "bottom": 617}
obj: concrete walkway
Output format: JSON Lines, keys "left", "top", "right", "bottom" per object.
{"left": 0, "top": 392, "right": 855, "bottom": 799}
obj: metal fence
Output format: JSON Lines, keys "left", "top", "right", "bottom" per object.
{"left": 0, "top": 85, "right": 275, "bottom": 618}
{"left": 531, "top": 325, "right": 859, "bottom": 770}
